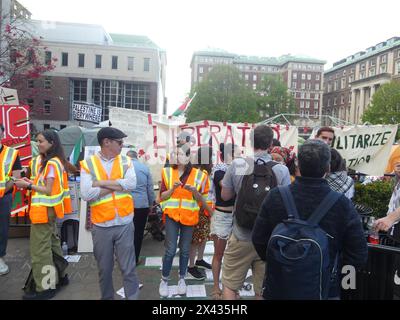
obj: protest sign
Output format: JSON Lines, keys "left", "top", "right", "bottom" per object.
{"left": 72, "top": 102, "right": 102, "bottom": 124}
{"left": 312, "top": 125, "right": 398, "bottom": 176}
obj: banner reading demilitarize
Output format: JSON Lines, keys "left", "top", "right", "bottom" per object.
{"left": 312, "top": 125, "right": 398, "bottom": 176}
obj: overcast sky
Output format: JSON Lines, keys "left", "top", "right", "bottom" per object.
{"left": 18, "top": 0, "right": 400, "bottom": 115}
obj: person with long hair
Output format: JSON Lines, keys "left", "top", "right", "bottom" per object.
{"left": 210, "top": 143, "right": 237, "bottom": 299}
{"left": 15, "top": 129, "right": 72, "bottom": 300}
{"left": 158, "top": 143, "right": 210, "bottom": 298}
{"left": 187, "top": 146, "right": 214, "bottom": 281}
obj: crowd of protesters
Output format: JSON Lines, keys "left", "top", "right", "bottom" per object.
{"left": 1, "top": 123, "right": 399, "bottom": 300}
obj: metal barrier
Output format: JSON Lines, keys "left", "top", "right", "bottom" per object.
{"left": 342, "top": 242, "right": 400, "bottom": 300}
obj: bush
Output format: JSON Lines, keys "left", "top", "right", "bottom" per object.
{"left": 353, "top": 180, "right": 394, "bottom": 218}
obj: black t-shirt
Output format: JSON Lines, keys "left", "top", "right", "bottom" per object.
{"left": 213, "top": 169, "right": 235, "bottom": 207}
{"left": 0, "top": 145, "right": 22, "bottom": 195}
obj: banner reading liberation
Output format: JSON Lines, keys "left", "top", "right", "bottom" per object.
{"left": 312, "top": 125, "right": 398, "bottom": 176}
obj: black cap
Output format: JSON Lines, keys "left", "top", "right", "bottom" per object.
{"left": 97, "top": 127, "right": 127, "bottom": 144}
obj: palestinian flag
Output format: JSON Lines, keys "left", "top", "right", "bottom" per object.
{"left": 171, "top": 92, "right": 197, "bottom": 117}
{"left": 4, "top": 95, "right": 16, "bottom": 102}
{"left": 69, "top": 134, "right": 84, "bottom": 165}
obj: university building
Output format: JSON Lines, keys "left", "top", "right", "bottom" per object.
{"left": 190, "top": 49, "right": 325, "bottom": 123}
{"left": 323, "top": 37, "right": 400, "bottom": 124}
{"left": 12, "top": 20, "right": 167, "bottom": 131}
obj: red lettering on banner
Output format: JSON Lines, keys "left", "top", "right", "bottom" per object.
{"left": 237, "top": 126, "right": 251, "bottom": 147}
{"left": 152, "top": 125, "right": 166, "bottom": 157}
{"left": 224, "top": 126, "right": 235, "bottom": 145}
{"left": 196, "top": 124, "right": 209, "bottom": 147}
{"left": 272, "top": 126, "right": 281, "bottom": 141}
{"left": 210, "top": 125, "right": 221, "bottom": 147}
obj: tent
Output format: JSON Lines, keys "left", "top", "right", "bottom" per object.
{"left": 58, "top": 126, "right": 100, "bottom": 165}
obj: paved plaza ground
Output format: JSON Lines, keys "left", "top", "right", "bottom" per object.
{"left": 0, "top": 232, "right": 255, "bottom": 300}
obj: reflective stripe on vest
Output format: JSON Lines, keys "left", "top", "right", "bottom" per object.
{"left": 0, "top": 146, "right": 18, "bottom": 197}
{"left": 81, "top": 154, "right": 133, "bottom": 224}
{"left": 30, "top": 156, "right": 41, "bottom": 181}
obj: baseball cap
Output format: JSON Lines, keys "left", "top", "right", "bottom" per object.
{"left": 97, "top": 127, "right": 127, "bottom": 144}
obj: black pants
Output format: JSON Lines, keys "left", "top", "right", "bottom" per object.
{"left": 0, "top": 193, "right": 12, "bottom": 257}
{"left": 133, "top": 208, "right": 150, "bottom": 262}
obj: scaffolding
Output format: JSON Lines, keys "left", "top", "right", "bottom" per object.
{"left": 260, "top": 113, "right": 354, "bottom": 127}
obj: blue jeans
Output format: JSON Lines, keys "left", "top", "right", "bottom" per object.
{"left": 0, "top": 193, "right": 12, "bottom": 257}
{"left": 162, "top": 215, "right": 194, "bottom": 279}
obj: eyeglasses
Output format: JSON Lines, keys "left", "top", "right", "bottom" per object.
{"left": 111, "top": 139, "right": 123, "bottom": 145}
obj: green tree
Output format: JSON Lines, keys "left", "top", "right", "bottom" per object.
{"left": 362, "top": 81, "right": 400, "bottom": 124}
{"left": 257, "top": 74, "right": 296, "bottom": 119}
{"left": 185, "top": 65, "right": 260, "bottom": 123}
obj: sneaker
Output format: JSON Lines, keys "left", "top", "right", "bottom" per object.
{"left": 195, "top": 259, "right": 212, "bottom": 270}
{"left": 177, "top": 278, "right": 187, "bottom": 295}
{"left": 187, "top": 266, "right": 205, "bottom": 280}
{"left": 159, "top": 280, "right": 169, "bottom": 298}
{"left": 22, "top": 289, "right": 56, "bottom": 300}
{"left": 0, "top": 258, "right": 9, "bottom": 276}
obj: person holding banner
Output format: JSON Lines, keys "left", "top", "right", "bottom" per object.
{"left": 80, "top": 127, "right": 139, "bottom": 300}
{"left": 374, "top": 158, "right": 400, "bottom": 233}
{"left": 159, "top": 143, "right": 210, "bottom": 298}
{"left": 14, "top": 130, "right": 71, "bottom": 300}
{"left": 0, "top": 123, "right": 22, "bottom": 276}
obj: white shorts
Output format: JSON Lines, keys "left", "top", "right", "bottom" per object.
{"left": 210, "top": 209, "right": 233, "bottom": 240}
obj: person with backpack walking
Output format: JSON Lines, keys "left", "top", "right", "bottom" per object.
{"left": 80, "top": 127, "right": 139, "bottom": 300}
{"left": 15, "top": 130, "right": 72, "bottom": 300}
{"left": 220, "top": 125, "right": 291, "bottom": 300}
{"left": 252, "top": 139, "right": 368, "bottom": 300}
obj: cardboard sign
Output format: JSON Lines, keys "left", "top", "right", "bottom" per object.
{"left": 72, "top": 102, "right": 102, "bottom": 124}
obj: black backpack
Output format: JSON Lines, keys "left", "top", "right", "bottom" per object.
{"left": 235, "top": 158, "right": 278, "bottom": 230}
{"left": 60, "top": 219, "right": 79, "bottom": 254}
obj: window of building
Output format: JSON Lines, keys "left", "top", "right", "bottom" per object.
{"left": 315, "top": 93, "right": 319, "bottom": 99}
{"left": 334, "top": 97, "right": 337, "bottom": 105}
{"left": 315, "top": 101, "right": 319, "bottom": 109}
{"left": 328, "top": 99, "right": 331, "bottom": 107}
{"left": 314, "top": 110, "right": 319, "bottom": 117}
{"left": 301, "top": 73, "right": 306, "bottom": 80}
{"left": 252, "top": 83, "right": 257, "bottom": 90}
{"left": 96, "top": 55, "right": 102, "bottom": 68}
{"left": 78, "top": 53, "right": 85, "bottom": 68}
{"left": 306, "top": 101, "right": 310, "bottom": 109}
{"left": 44, "top": 77, "right": 51, "bottom": 89}
{"left": 293, "top": 72, "right": 297, "bottom": 79}
{"left": 292, "top": 82, "right": 297, "bottom": 89}
{"left": 334, "top": 80, "right": 338, "bottom": 91}
{"left": 26, "top": 98, "right": 34, "bottom": 109}
{"left": 348, "top": 94, "right": 352, "bottom": 103}
{"left": 380, "top": 55, "right": 387, "bottom": 63}
{"left": 128, "top": 57, "right": 134, "bottom": 71}
{"left": 27, "top": 80, "right": 34, "bottom": 89}
{"left": 245, "top": 74, "right": 249, "bottom": 81}
{"left": 73, "top": 80, "right": 87, "bottom": 102}
{"left": 360, "top": 71, "right": 365, "bottom": 79}
{"left": 397, "top": 61, "right": 400, "bottom": 74}
{"left": 306, "top": 92, "right": 310, "bottom": 99}
{"left": 300, "top": 110, "right": 304, "bottom": 117}
{"left": 315, "top": 83, "right": 320, "bottom": 91}
{"left": 305, "top": 110, "right": 309, "bottom": 116}
{"left": 349, "top": 75, "right": 354, "bottom": 83}
{"left": 369, "top": 68, "right": 376, "bottom": 77}
{"left": 300, "top": 101, "right": 304, "bottom": 108}
{"left": 199, "top": 66, "right": 203, "bottom": 74}
{"left": 327, "top": 83, "right": 332, "bottom": 92}
{"left": 45, "top": 51, "right": 52, "bottom": 65}
{"left": 301, "top": 83, "right": 305, "bottom": 89}
{"left": 44, "top": 100, "right": 51, "bottom": 114}
{"left": 301, "top": 92, "right": 305, "bottom": 99}
{"left": 369, "top": 59, "right": 376, "bottom": 67}
{"left": 144, "top": 58, "right": 150, "bottom": 72}
{"left": 341, "top": 95, "right": 345, "bottom": 104}
{"left": 307, "top": 74, "right": 311, "bottom": 80}
{"left": 380, "top": 64, "right": 387, "bottom": 73}
{"left": 343, "top": 70, "right": 346, "bottom": 76}
{"left": 253, "top": 75, "right": 257, "bottom": 81}
{"left": 306, "top": 83, "right": 311, "bottom": 90}
{"left": 112, "top": 56, "right": 118, "bottom": 69}
{"left": 351, "top": 68, "right": 355, "bottom": 74}
{"left": 61, "top": 52, "right": 68, "bottom": 67}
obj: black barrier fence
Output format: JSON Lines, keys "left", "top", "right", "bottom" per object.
{"left": 342, "top": 240, "right": 400, "bottom": 300}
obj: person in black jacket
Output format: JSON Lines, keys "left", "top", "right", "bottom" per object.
{"left": 252, "top": 139, "right": 368, "bottom": 299}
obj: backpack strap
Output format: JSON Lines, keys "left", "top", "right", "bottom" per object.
{"left": 278, "top": 186, "right": 299, "bottom": 220}
{"left": 307, "top": 191, "right": 342, "bottom": 226}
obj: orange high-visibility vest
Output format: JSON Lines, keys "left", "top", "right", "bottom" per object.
{"left": 29, "top": 155, "right": 42, "bottom": 182}
{"left": 29, "top": 157, "right": 72, "bottom": 224}
{"left": 0, "top": 145, "right": 19, "bottom": 198}
{"left": 160, "top": 167, "right": 206, "bottom": 226}
{"left": 80, "top": 154, "right": 133, "bottom": 224}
